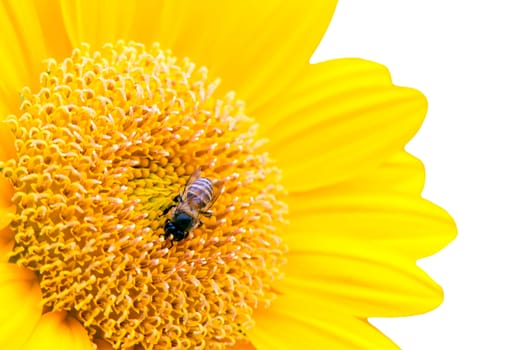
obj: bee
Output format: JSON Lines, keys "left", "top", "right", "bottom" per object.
{"left": 161, "top": 168, "right": 223, "bottom": 248}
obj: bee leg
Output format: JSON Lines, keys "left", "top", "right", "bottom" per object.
{"left": 162, "top": 194, "right": 182, "bottom": 215}
{"left": 159, "top": 234, "right": 174, "bottom": 249}
{"left": 197, "top": 220, "right": 204, "bottom": 228}
{"left": 201, "top": 210, "right": 213, "bottom": 217}
{"left": 162, "top": 204, "right": 175, "bottom": 215}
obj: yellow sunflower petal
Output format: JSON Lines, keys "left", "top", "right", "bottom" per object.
{"left": 0, "top": 120, "right": 16, "bottom": 160}
{"left": 292, "top": 150, "right": 425, "bottom": 196}
{"left": 0, "top": 233, "right": 13, "bottom": 262}
{"left": 0, "top": 204, "right": 13, "bottom": 231}
{"left": 167, "top": 0, "right": 338, "bottom": 109}
{"left": 351, "top": 150, "right": 426, "bottom": 195}
{"left": 0, "top": 1, "right": 50, "bottom": 115}
{"left": 21, "top": 311, "right": 92, "bottom": 350}
{"left": 60, "top": 0, "right": 137, "bottom": 49}
{"left": 59, "top": 0, "right": 338, "bottom": 110}
{"left": 229, "top": 339, "right": 257, "bottom": 350}
{"left": 257, "top": 59, "right": 426, "bottom": 191}
{"left": 249, "top": 292, "right": 399, "bottom": 350}
{"left": 287, "top": 187, "right": 456, "bottom": 259}
{"left": 276, "top": 242, "right": 444, "bottom": 318}
{"left": 0, "top": 264, "right": 42, "bottom": 349}
{"left": 0, "top": 122, "right": 15, "bottom": 261}
{"left": 0, "top": 206, "right": 15, "bottom": 261}
{"left": 131, "top": 0, "right": 177, "bottom": 45}
{"left": 276, "top": 92, "right": 425, "bottom": 190}
{"left": 256, "top": 58, "right": 393, "bottom": 132}
{"left": 33, "top": 0, "right": 72, "bottom": 60}
{"left": 93, "top": 339, "right": 113, "bottom": 350}
{"left": 0, "top": 122, "right": 15, "bottom": 211}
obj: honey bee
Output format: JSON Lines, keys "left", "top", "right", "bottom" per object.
{"left": 161, "top": 168, "right": 223, "bottom": 248}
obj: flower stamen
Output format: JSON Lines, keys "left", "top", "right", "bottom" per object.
{"left": 1, "top": 41, "right": 287, "bottom": 349}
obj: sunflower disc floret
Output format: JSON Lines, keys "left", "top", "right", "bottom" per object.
{"left": 1, "top": 41, "right": 287, "bottom": 349}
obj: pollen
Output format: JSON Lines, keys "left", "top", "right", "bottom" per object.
{"left": 1, "top": 41, "right": 287, "bottom": 349}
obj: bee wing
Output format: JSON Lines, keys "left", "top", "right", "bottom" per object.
{"left": 181, "top": 167, "right": 201, "bottom": 199}
{"left": 203, "top": 179, "right": 224, "bottom": 211}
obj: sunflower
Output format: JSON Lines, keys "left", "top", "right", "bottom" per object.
{"left": 0, "top": 1, "right": 456, "bottom": 349}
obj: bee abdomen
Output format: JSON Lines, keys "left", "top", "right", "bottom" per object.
{"left": 187, "top": 178, "right": 214, "bottom": 208}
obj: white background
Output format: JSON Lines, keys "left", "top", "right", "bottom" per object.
{"left": 312, "top": 1, "right": 525, "bottom": 349}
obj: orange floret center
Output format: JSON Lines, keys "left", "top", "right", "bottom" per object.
{"left": 1, "top": 41, "right": 287, "bottom": 349}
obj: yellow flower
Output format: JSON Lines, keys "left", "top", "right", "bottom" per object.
{"left": 0, "top": 1, "right": 456, "bottom": 349}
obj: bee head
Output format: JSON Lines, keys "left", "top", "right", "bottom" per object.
{"left": 164, "top": 213, "right": 193, "bottom": 242}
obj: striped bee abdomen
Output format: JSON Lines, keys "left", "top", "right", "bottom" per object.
{"left": 186, "top": 178, "right": 214, "bottom": 209}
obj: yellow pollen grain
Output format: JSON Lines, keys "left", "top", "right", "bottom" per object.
{"left": 1, "top": 41, "right": 287, "bottom": 349}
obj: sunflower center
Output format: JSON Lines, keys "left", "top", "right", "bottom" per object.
{"left": 1, "top": 41, "right": 287, "bottom": 349}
